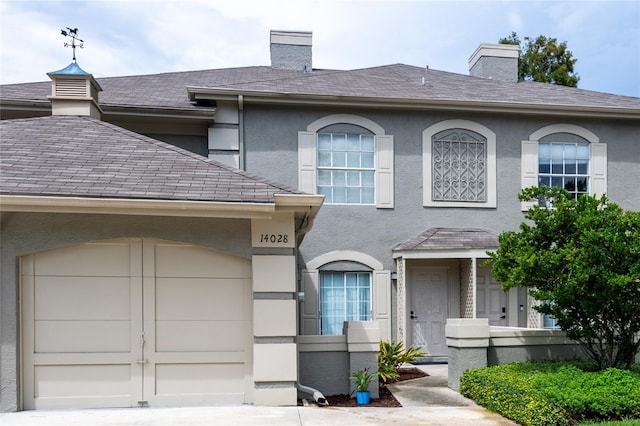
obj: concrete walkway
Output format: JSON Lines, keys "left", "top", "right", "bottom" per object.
{"left": 1, "top": 364, "right": 516, "bottom": 426}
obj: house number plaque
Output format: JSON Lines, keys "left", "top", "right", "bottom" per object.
{"left": 252, "top": 212, "right": 295, "bottom": 248}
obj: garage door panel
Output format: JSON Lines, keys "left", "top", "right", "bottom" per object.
{"left": 35, "top": 321, "right": 131, "bottom": 353}
{"left": 150, "top": 351, "right": 247, "bottom": 364}
{"left": 35, "top": 276, "right": 131, "bottom": 320}
{"left": 155, "top": 278, "right": 245, "bottom": 320}
{"left": 33, "top": 353, "right": 136, "bottom": 367}
{"left": 35, "top": 364, "right": 132, "bottom": 397}
{"left": 34, "top": 242, "right": 134, "bottom": 277}
{"left": 155, "top": 320, "right": 245, "bottom": 352}
{"left": 23, "top": 238, "right": 252, "bottom": 410}
{"left": 155, "top": 363, "right": 245, "bottom": 395}
{"left": 154, "top": 244, "right": 250, "bottom": 278}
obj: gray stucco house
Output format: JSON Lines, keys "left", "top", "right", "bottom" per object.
{"left": 1, "top": 30, "right": 639, "bottom": 411}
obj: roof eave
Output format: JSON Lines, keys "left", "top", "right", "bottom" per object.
{"left": 393, "top": 247, "right": 497, "bottom": 259}
{"left": 0, "top": 195, "right": 277, "bottom": 219}
{"left": 0, "top": 194, "right": 325, "bottom": 220}
{"left": 188, "top": 87, "right": 640, "bottom": 119}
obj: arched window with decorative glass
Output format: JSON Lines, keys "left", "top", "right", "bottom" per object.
{"left": 432, "top": 129, "right": 487, "bottom": 203}
{"left": 422, "top": 120, "right": 497, "bottom": 208}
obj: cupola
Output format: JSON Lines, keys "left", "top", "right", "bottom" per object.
{"left": 47, "top": 61, "right": 103, "bottom": 118}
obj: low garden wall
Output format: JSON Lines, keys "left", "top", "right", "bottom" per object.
{"left": 446, "top": 318, "right": 587, "bottom": 391}
{"left": 298, "top": 321, "right": 380, "bottom": 398}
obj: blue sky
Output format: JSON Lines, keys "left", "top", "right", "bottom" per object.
{"left": 1, "top": 0, "right": 639, "bottom": 97}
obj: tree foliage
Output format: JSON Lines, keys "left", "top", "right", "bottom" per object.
{"left": 500, "top": 31, "right": 580, "bottom": 87}
{"left": 487, "top": 186, "right": 640, "bottom": 369}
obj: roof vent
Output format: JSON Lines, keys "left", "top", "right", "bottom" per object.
{"left": 270, "top": 30, "right": 312, "bottom": 71}
{"left": 468, "top": 43, "right": 519, "bottom": 82}
{"left": 47, "top": 62, "right": 103, "bottom": 118}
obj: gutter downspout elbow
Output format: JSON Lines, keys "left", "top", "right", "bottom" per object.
{"left": 296, "top": 383, "right": 328, "bottom": 406}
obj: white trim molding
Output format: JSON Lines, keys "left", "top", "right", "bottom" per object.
{"left": 306, "top": 250, "right": 384, "bottom": 270}
{"left": 306, "top": 114, "right": 386, "bottom": 134}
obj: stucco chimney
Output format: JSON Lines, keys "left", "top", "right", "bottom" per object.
{"left": 270, "top": 30, "right": 312, "bottom": 71}
{"left": 47, "top": 62, "right": 103, "bottom": 118}
{"left": 468, "top": 43, "right": 519, "bottom": 82}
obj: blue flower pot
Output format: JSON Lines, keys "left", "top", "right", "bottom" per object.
{"left": 356, "top": 390, "right": 371, "bottom": 405}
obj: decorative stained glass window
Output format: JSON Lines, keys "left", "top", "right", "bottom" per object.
{"left": 432, "top": 130, "right": 486, "bottom": 202}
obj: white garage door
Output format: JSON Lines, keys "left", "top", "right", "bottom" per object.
{"left": 21, "top": 238, "right": 252, "bottom": 410}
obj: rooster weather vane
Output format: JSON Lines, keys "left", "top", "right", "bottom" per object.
{"left": 60, "top": 27, "right": 84, "bottom": 62}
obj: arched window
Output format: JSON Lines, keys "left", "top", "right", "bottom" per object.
{"left": 521, "top": 124, "right": 606, "bottom": 208}
{"left": 298, "top": 114, "right": 394, "bottom": 208}
{"left": 300, "top": 251, "right": 391, "bottom": 339}
{"left": 423, "top": 120, "right": 497, "bottom": 208}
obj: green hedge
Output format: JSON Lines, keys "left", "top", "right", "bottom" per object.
{"left": 460, "top": 361, "right": 640, "bottom": 426}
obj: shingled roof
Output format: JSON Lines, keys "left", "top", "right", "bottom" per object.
{"left": 2, "top": 64, "right": 639, "bottom": 112}
{"left": 0, "top": 115, "right": 303, "bottom": 203}
{"left": 394, "top": 227, "right": 499, "bottom": 251}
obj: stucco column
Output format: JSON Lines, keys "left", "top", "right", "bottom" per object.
{"left": 345, "top": 321, "right": 380, "bottom": 398}
{"left": 445, "top": 318, "right": 489, "bottom": 391}
{"left": 251, "top": 213, "right": 298, "bottom": 406}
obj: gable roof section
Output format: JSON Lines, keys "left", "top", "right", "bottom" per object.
{"left": 0, "top": 115, "right": 302, "bottom": 203}
{"left": 394, "top": 227, "right": 499, "bottom": 252}
{"left": 2, "top": 64, "right": 639, "bottom": 117}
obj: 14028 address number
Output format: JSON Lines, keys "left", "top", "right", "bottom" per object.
{"left": 259, "top": 233, "right": 289, "bottom": 244}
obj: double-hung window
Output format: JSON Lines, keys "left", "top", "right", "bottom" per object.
{"left": 319, "top": 271, "right": 372, "bottom": 335}
{"left": 538, "top": 142, "right": 590, "bottom": 199}
{"left": 521, "top": 124, "right": 606, "bottom": 210}
{"left": 299, "top": 114, "right": 394, "bottom": 208}
{"left": 317, "top": 133, "right": 375, "bottom": 205}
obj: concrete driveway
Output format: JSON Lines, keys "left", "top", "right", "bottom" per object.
{"left": 1, "top": 365, "right": 516, "bottom": 426}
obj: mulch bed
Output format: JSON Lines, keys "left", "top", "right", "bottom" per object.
{"left": 323, "top": 367, "right": 428, "bottom": 407}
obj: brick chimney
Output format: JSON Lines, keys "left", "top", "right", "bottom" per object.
{"left": 47, "top": 62, "right": 103, "bottom": 118}
{"left": 270, "top": 30, "right": 312, "bottom": 71}
{"left": 468, "top": 43, "right": 519, "bottom": 82}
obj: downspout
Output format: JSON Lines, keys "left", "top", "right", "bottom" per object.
{"left": 238, "top": 94, "right": 244, "bottom": 170}
{"left": 295, "top": 215, "right": 328, "bottom": 405}
{"left": 296, "top": 287, "right": 328, "bottom": 406}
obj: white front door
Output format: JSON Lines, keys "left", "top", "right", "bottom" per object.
{"left": 22, "top": 238, "right": 252, "bottom": 410}
{"left": 410, "top": 267, "right": 448, "bottom": 357}
{"left": 476, "top": 266, "right": 507, "bottom": 326}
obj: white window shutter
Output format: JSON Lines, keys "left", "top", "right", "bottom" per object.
{"left": 376, "top": 135, "right": 394, "bottom": 208}
{"left": 372, "top": 270, "right": 391, "bottom": 340}
{"left": 298, "top": 131, "right": 317, "bottom": 194}
{"left": 590, "top": 143, "right": 607, "bottom": 197}
{"left": 301, "top": 270, "right": 319, "bottom": 335}
{"left": 521, "top": 140, "right": 539, "bottom": 210}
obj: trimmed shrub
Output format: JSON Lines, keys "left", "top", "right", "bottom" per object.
{"left": 460, "top": 361, "right": 640, "bottom": 425}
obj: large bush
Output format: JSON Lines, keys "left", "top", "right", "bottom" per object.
{"left": 460, "top": 361, "right": 640, "bottom": 425}
{"left": 487, "top": 187, "right": 640, "bottom": 369}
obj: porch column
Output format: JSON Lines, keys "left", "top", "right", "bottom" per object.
{"left": 445, "top": 318, "right": 489, "bottom": 391}
{"left": 395, "top": 257, "right": 406, "bottom": 344}
{"left": 345, "top": 321, "right": 380, "bottom": 398}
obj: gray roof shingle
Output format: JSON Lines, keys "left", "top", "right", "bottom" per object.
{"left": 2, "top": 64, "right": 638, "bottom": 111}
{"left": 393, "top": 227, "right": 499, "bottom": 251}
{"left": 0, "top": 115, "right": 302, "bottom": 202}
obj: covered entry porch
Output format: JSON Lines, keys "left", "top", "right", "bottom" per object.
{"left": 393, "top": 228, "right": 522, "bottom": 361}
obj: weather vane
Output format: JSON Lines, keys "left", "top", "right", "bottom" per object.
{"left": 60, "top": 27, "right": 84, "bottom": 62}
